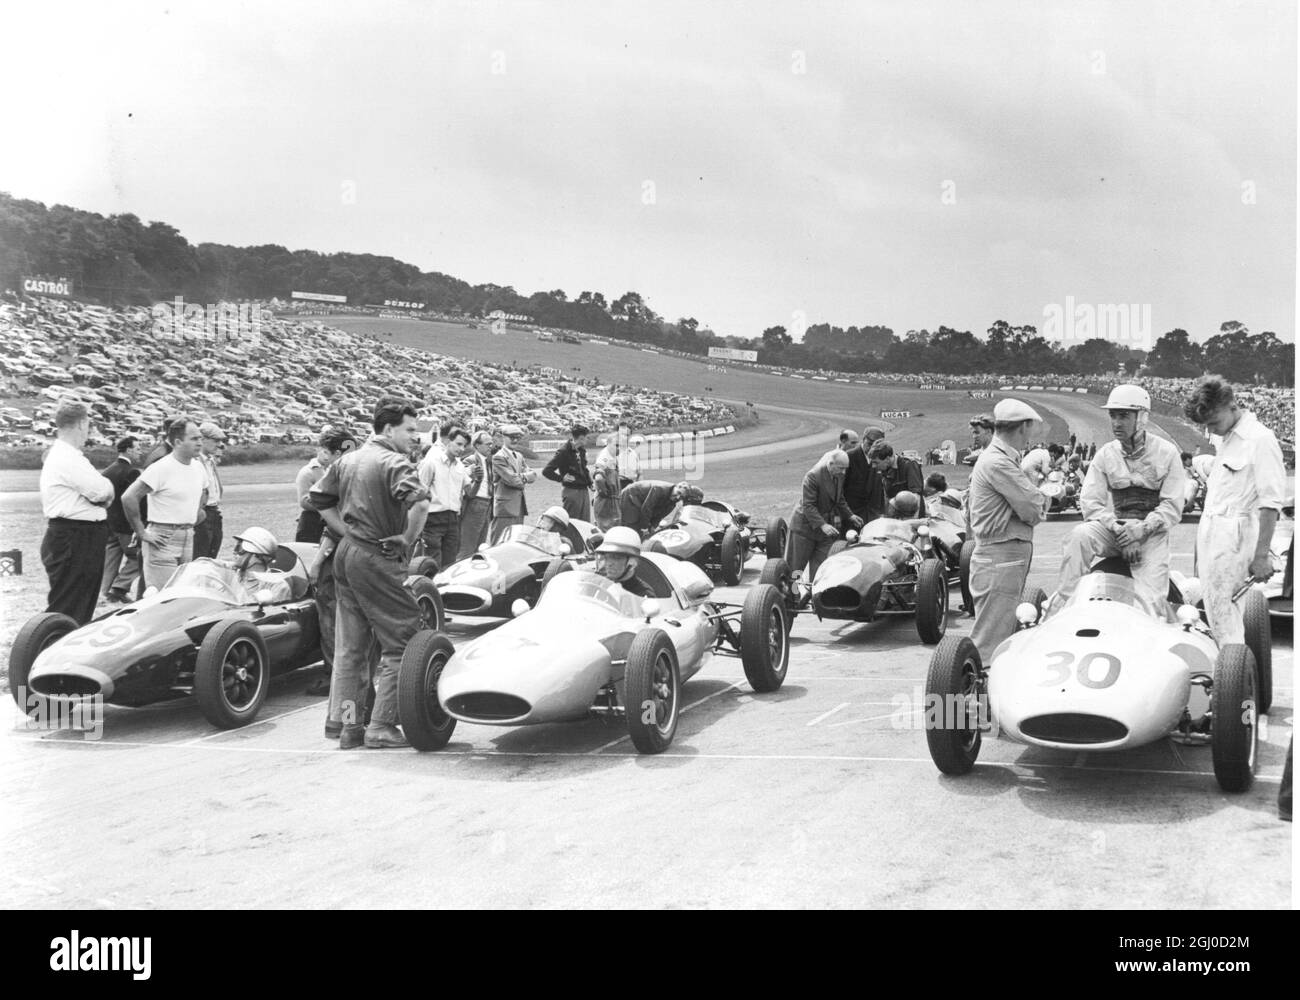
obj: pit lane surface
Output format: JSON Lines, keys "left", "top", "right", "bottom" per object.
{"left": 2, "top": 517, "right": 1290, "bottom": 909}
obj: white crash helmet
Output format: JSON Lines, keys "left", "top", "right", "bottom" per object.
{"left": 234, "top": 526, "right": 278, "bottom": 557}
{"left": 539, "top": 505, "right": 570, "bottom": 528}
{"left": 596, "top": 526, "right": 642, "bottom": 557}
{"left": 1101, "top": 384, "right": 1151, "bottom": 412}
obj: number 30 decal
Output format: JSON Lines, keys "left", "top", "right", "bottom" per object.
{"left": 1039, "top": 650, "right": 1121, "bottom": 689}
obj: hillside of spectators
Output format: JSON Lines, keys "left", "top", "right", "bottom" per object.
{"left": 0, "top": 292, "right": 738, "bottom": 456}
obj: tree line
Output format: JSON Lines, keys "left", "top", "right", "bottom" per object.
{"left": 0, "top": 191, "right": 1290, "bottom": 386}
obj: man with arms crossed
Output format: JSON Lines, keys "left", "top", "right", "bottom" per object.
{"left": 122, "top": 417, "right": 208, "bottom": 592}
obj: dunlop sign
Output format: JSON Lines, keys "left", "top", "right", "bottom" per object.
{"left": 917, "top": 382, "right": 946, "bottom": 390}
{"left": 880, "top": 410, "right": 911, "bottom": 419}
{"left": 22, "top": 276, "right": 73, "bottom": 297}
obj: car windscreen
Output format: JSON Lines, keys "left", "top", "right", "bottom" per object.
{"left": 1069, "top": 572, "right": 1163, "bottom": 618}
{"left": 499, "top": 524, "right": 566, "bottom": 556}
{"left": 163, "top": 558, "right": 249, "bottom": 603}
{"left": 859, "top": 518, "right": 915, "bottom": 543}
{"left": 535, "top": 570, "right": 640, "bottom": 616}
{"left": 678, "top": 505, "right": 730, "bottom": 529}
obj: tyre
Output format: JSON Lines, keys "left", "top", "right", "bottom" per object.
{"left": 759, "top": 557, "right": 797, "bottom": 614}
{"left": 8, "top": 612, "right": 78, "bottom": 714}
{"left": 539, "top": 557, "right": 573, "bottom": 595}
{"left": 1211, "top": 644, "right": 1257, "bottom": 793}
{"left": 924, "top": 636, "right": 984, "bottom": 775}
{"left": 719, "top": 525, "right": 744, "bottom": 585}
{"left": 194, "top": 619, "right": 271, "bottom": 729}
{"left": 397, "top": 630, "right": 457, "bottom": 751}
{"left": 408, "top": 555, "right": 440, "bottom": 578}
{"left": 765, "top": 517, "right": 788, "bottom": 560}
{"left": 1019, "top": 584, "right": 1047, "bottom": 626}
{"left": 958, "top": 541, "right": 975, "bottom": 615}
{"left": 915, "top": 558, "right": 949, "bottom": 645}
{"left": 740, "top": 584, "right": 789, "bottom": 692}
{"left": 1243, "top": 588, "right": 1272, "bottom": 714}
{"left": 624, "top": 629, "right": 680, "bottom": 754}
{"left": 408, "top": 577, "right": 446, "bottom": 632}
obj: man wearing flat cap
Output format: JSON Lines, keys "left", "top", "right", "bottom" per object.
{"left": 966, "top": 399, "right": 1050, "bottom": 662}
{"left": 191, "top": 421, "right": 227, "bottom": 559}
{"left": 491, "top": 424, "right": 537, "bottom": 542}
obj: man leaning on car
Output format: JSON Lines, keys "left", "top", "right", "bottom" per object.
{"left": 309, "top": 399, "right": 431, "bottom": 750}
{"left": 966, "top": 399, "right": 1050, "bottom": 662}
{"left": 1048, "top": 385, "right": 1185, "bottom": 615}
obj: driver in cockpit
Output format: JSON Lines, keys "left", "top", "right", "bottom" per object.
{"left": 592, "top": 527, "right": 656, "bottom": 599}
{"left": 228, "top": 527, "right": 295, "bottom": 602}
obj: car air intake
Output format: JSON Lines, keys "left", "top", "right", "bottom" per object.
{"left": 1020, "top": 713, "right": 1128, "bottom": 744}
{"left": 445, "top": 692, "right": 530, "bottom": 721}
{"left": 819, "top": 586, "right": 862, "bottom": 612}
{"left": 442, "top": 592, "right": 488, "bottom": 613}
{"left": 30, "top": 675, "right": 102, "bottom": 698}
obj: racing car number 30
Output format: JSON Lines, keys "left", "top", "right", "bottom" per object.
{"left": 1039, "top": 650, "right": 1121, "bottom": 689}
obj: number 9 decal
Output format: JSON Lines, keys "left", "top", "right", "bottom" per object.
{"left": 1039, "top": 650, "right": 1121, "bottom": 689}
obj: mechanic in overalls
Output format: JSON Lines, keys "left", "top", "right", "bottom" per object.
{"left": 967, "top": 399, "right": 1050, "bottom": 662}
{"left": 1183, "top": 377, "right": 1286, "bottom": 646}
{"left": 1049, "top": 385, "right": 1186, "bottom": 614}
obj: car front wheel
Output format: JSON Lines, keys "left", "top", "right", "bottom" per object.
{"left": 740, "top": 584, "right": 789, "bottom": 692}
{"left": 397, "top": 630, "right": 457, "bottom": 751}
{"left": 1211, "top": 644, "right": 1257, "bottom": 793}
{"left": 924, "top": 636, "right": 984, "bottom": 775}
{"left": 195, "top": 619, "right": 271, "bottom": 729}
{"left": 625, "top": 628, "right": 680, "bottom": 754}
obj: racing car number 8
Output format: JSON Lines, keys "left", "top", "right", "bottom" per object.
{"left": 1040, "top": 650, "right": 1121, "bottom": 689}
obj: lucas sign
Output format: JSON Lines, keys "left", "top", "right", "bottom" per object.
{"left": 880, "top": 410, "right": 911, "bottom": 419}
{"left": 708, "top": 347, "right": 758, "bottom": 363}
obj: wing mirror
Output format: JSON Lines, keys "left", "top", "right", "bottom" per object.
{"left": 915, "top": 524, "right": 930, "bottom": 537}
{"left": 1015, "top": 602, "right": 1039, "bottom": 626}
{"left": 559, "top": 541, "right": 572, "bottom": 555}
{"left": 511, "top": 598, "right": 529, "bottom": 618}
{"left": 255, "top": 588, "right": 274, "bottom": 605}
{"left": 1175, "top": 604, "right": 1201, "bottom": 628}
{"left": 641, "top": 598, "right": 660, "bottom": 621}
{"left": 845, "top": 530, "right": 858, "bottom": 543}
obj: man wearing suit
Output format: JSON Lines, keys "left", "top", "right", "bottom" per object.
{"left": 101, "top": 436, "right": 142, "bottom": 602}
{"left": 844, "top": 426, "right": 886, "bottom": 525}
{"left": 786, "top": 450, "right": 863, "bottom": 579}
{"left": 458, "top": 430, "right": 496, "bottom": 557}
{"left": 491, "top": 424, "right": 537, "bottom": 542}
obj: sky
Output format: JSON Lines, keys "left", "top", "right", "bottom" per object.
{"left": 1, "top": 0, "right": 1295, "bottom": 345}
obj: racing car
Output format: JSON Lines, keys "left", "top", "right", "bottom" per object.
{"left": 8, "top": 547, "right": 445, "bottom": 730}
{"left": 394, "top": 553, "right": 791, "bottom": 754}
{"left": 1263, "top": 497, "right": 1293, "bottom": 619}
{"left": 432, "top": 520, "right": 601, "bottom": 617}
{"left": 924, "top": 558, "right": 1274, "bottom": 793}
{"left": 758, "top": 507, "right": 965, "bottom": 645}
{"left": 1040, "top": 468, "right": 1082, "bottom": 515}
{"left": 641, "top": 500, "right": 787, "bottom": 586}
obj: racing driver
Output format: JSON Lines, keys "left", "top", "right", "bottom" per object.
{"left": 592, "top": 526, "right": 656, "bottom": 598}
{"left": 1049, "top": 385, "right": 1185, "bottom": 613}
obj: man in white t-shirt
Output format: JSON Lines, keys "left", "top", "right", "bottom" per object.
{"left": 122, "top": 417, "right": 209, "bottom": 590}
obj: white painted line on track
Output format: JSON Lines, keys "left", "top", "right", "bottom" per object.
{"left": 5, "top": 736, "right": 1285, "bottom": 780}
{"left": 806, "top": 702, "right": 850, "bottom": 727}
{"left": 830, "top": 707, "right": 920, "bottom": 727}
{"left": 175, "top": 701, "right": 323, "bottom": 745}
{"left": 586, "top": 680, "right": 745, "bottom": 754}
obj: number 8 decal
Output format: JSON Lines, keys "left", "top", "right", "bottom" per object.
{"left": 1040, "top": 651, "right": 1121, "bottom": 689}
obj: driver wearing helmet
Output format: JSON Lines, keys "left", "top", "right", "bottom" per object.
{"left": 1049, "top": 385, "right": 1186, "bottom": 614}
{"left": 537, "top": 505, "right": 570, "bottom": 534}
{"left": 592, "top": 526, "right": 655, "bottom": 598}
{"left": 228, "top": 526, "right": 295, "bottom": 602}
{"left": 887, "top": 489, "right": 922, "bottom": 519}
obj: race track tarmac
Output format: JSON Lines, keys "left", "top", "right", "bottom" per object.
{"left": 2, "top": 516, "right": 1291, "bottom": 909}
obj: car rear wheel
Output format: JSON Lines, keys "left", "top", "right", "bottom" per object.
{"left": 720, "top": 525, "right": 744, "bottom": 585}
{"left": 915, "top": 558, "right": 949, "bottom": 645}
{"left": 624, "top": 629, "right": 679, "bottom": 754}
{"left": 8, "top": 612, "right": 79, "bottom": 715}
{"left": 1243, "top": 589, "right": 1272, "bottom": 714}
{"left": 195, "top": 619, "right": 271, "bottom": 729}
{"left": 759, "top": 557, "right": 797, "bottom": 617}
{"left": 764, "top": 517, "right": 788, "bottom": 559}
{"left": 1019, "top": 584, "right": 1047, "bottom": 626}
{"left": 1211, "top": 644, "right": 1257, "bottom": 793}
{"left": 958, "top": 541, "right": 975, "bottom": 615}
{"left": 740, "top": 584, "right": 789, "bottom": 692}
{"left": 924, "top": 636, "right": 983, "bottom": 775}
{"left": 397, "top": 630, "right": 457, "bottom": 751}
{"left": 409, "top": 577, "right": 446, "bottom": 632}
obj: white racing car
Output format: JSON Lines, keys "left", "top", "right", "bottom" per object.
{"left": 394, "top": 553, "right": 791, "bottom": 754}
{"left": 924, "top": 558, "right": 1274, "bottom": 793}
